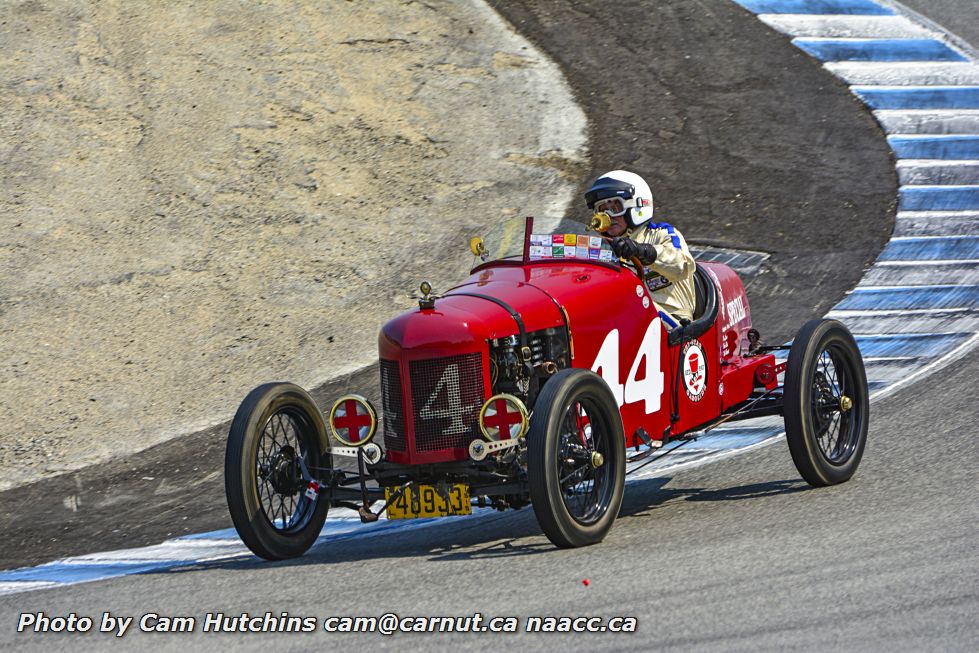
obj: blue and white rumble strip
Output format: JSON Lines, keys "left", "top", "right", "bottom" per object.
{"left": 2, "top": 0, "right": 977, "bottom": 597}
{"left": 735, "top": 0, "right": 979, "bottom": 385}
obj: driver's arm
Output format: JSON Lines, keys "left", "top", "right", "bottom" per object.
{"left": 608, "top": 224, "right": 695, "bottom": 281}
{"left": 647, "top": 229, "right": 695, "bottom": 283}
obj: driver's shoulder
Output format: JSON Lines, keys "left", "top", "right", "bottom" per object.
{"left": 635, "top": 221, "right": 685, "bottom": 248}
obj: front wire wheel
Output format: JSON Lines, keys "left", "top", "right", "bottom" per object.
{"left": 225, "top": 383, "right": 331, "bottom": 560}
{"left": 784, "top": 319, "right": 869, "bottom": 486}
{"left": 256, "top": 410, "right": 315, "bottom": 531}
{"left": 529, "top": 369, "right": 625, "bottom": 548}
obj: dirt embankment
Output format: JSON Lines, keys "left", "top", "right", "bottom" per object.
{"left": 0, "top": 0, "right": 586, "bottom": 490}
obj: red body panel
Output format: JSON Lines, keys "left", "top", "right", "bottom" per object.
{"left": 378, "top": 258, "right": 774, "bottom": 464}
{"left": 703, "top": 264, "right": 779, "bottom": 409}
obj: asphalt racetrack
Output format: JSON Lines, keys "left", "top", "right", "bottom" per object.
{"left": 4, "top": 347, "right": 976, "bottom": 651}
{"left": 3, "top": 0, "right": 977, "bottom": 650}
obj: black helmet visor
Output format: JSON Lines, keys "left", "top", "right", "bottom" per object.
{"left": 584, "top": 178, "right": 635, "bottom": 209}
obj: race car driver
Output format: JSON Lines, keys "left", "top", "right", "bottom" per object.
{"left": 584, "top": 170, "right": 697, "bottom": 325}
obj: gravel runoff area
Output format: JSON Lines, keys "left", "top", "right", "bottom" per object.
{"left": 0, "top": 0, "right": 587, "bottom": 491}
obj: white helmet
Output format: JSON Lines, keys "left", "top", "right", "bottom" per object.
{"left": 584, "top": 170, "right": 654, "bottom": 228}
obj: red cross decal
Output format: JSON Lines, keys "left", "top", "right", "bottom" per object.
{"left": 333, "top": 399, "right": 372, "bottom": 443}
{"left": 483, "top": 398, "right": 523, "bottom": 439}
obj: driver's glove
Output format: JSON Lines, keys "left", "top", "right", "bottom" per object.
{"left": 610, "top": 237, "right": 657, "bottom": 264}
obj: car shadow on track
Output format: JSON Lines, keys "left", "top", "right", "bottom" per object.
{"left": 155, "top": 508, "right": 557, "bottom": 577}
{"left": 617, "top": 476, "right": 809, "bottom": 522}
{"left": 619, "top": 478, "right": 811, "bottom": 517}
{"left": 140, "top": 476, "right": 808, "bottom": 580}
{"left": 683, "top": 479, "right": 809, "bottom": 502}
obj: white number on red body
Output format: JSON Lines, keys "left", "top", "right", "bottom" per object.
{"left": 419, "top": 363, "right": 468, "bottom": 434}
{"left": 590, "top": 319, "right": 664, "bottom": 414}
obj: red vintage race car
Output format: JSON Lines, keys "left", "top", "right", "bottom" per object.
{"left": 224, "top": 216, "right": 869, "bottom": 560}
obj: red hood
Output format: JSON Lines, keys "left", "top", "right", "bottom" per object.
{"left": 380, "top": 260, "right": 635, "bottom": 354}
{"left": 381, "top": 276, "right": 566, "bottom": 354}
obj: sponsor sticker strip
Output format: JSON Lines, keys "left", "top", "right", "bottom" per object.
{"left": 529, "top": 234, "right": 615, "bottom": 261}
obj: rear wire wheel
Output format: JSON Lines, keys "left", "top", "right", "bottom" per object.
{"left": 225, "top": 383, "right": 331, "bottom": 560}
{"left": 783, "top": 319, "right": 869, "bottom": 487}
{"left": 528, "top": 369, "right": 625, "bottom": 548}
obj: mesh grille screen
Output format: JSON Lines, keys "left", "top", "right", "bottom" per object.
{"left": 410, "top": 353, "right": 484, "bottom": 452}
{"left": 379, "top": 359, "right": 406, "bottom": 452}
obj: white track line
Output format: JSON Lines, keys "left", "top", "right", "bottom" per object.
{"left": 874, "top": 109, "right": 979, "bottom": 134}
{"left": 834, "top": 306, "right": 978, "bottom": 315}
{"left": 874, "top": 259, "right": 979, "bottom": 265}
{"left": 758, "top": 15, "right": 933, "bottom": 39}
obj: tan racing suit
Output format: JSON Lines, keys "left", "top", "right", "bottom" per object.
{"left": 630, "top": 222, "right": 697, "bottom": 323}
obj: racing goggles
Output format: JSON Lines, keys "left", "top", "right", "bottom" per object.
{"left": 594, "top": 197, "right": 629, "bottom": 217}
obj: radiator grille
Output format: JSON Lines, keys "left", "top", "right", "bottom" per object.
{"left": 379, "top": 359, "right": 406, "bottom": 452}
{"left": 409, "top": 353, "right": 484, "bottom": 452}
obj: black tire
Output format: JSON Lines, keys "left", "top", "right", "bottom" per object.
{"left": 528, "top": 368, "right": 626, "bottom": 548}
{"left": 783, "top": 319, "right": 869, "bottom": 487}
{"left": 225, "top": 382, "right": 332, "bottom": 560}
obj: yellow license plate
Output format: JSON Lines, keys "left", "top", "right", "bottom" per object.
{"left": 385, "top": 484, "right": 471, "bottom": 520}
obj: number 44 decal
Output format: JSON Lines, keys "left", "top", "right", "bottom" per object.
{"left": 590, "top": 318, "right": 664, "bottom": 413}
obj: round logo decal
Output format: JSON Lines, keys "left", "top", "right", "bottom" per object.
{"left": 682, "top": 340, "right": 707, "bottom": 402}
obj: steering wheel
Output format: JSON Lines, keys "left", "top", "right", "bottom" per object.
{"left": 618, "top": 256, "right": 646, "bottom": 280}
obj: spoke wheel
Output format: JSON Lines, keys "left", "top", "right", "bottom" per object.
{"left": 784, "top": 319, "right": 869, "bottom": 487}
{"left": 528, "top": 369, "right": 625, "bottom": 548}
{"left": 225, "top": 383, "right": 331, "bottom": 560}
